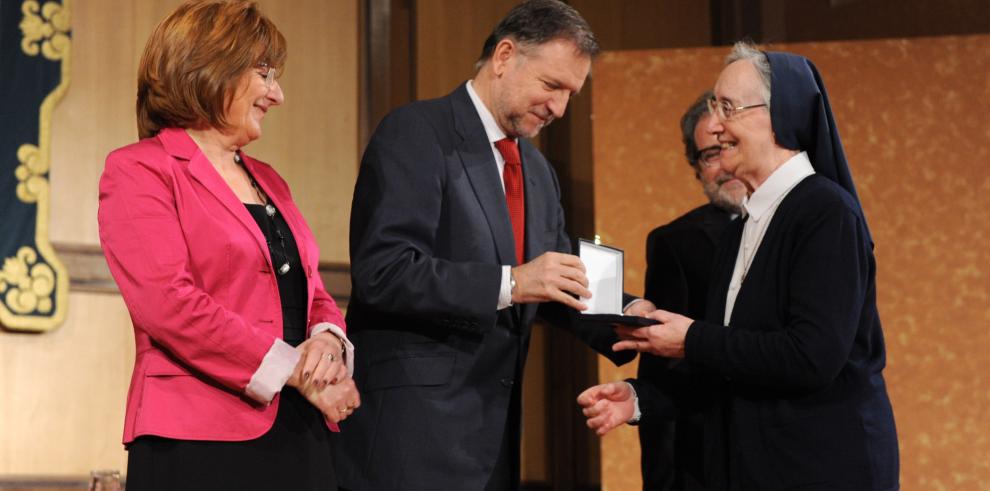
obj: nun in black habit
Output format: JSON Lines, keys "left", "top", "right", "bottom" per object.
{"left": 612, "top": 44, "right": 900, "bottom": 490}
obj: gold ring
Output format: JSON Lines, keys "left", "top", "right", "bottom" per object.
{"left": 326, "top": 352, "right": 336, "bottom": 362}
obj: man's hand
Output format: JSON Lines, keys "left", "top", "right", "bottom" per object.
{"left": 623, "top": 299, "right": 657, "bottom": 317}
{"left": 511, "top": 251, "right": 591, "bottom": 311}
{"left": 298, "top": 378, "right": 361, "bottom": 423}
{"left": 613, "top": 309, "right": 693, "bottom": 358}
{"left": 576, "top": 381, "right": 636, "bottom": 436}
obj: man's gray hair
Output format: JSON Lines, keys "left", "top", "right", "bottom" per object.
{"left": 725, "top": 41, "right": 772, "bottom": 108}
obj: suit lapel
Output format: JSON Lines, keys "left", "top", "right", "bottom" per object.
{"left": 700, "top": 204, "right": 734, "bottom": 247}
{"left": 520, "top": 140, "right": 548, "bottom": 263}
{"left": 451, "top": 85, "right": 518, "bottom": 266}
{"left": 158, "top": 128, "right": 271, "bottom": 268}
{"left": 518, "top": 141, "right": 554, "bottom": 325}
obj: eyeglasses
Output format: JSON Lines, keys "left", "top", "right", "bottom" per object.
{"left": 707, "top": 97, "right": 767, "bottom": 121}
{"left": 257, "top": 63, "right": 278, "bottom": 89}
{"left": 696, "top": 145, "right": 722, "bottom": 169}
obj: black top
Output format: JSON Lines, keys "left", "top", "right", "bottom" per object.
{"left": 244, "top": 203, "right": 307, "bottom": 346}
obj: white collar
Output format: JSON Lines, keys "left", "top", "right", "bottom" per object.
{"left": 744, "top": 151, "right": 815, "bottom": 221}
{"left": 466, "top": 80, "right": 510, "bottom": 145}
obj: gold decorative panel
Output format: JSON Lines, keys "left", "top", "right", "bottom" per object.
{"left": 1, "top": 0, "right": 72, "bottom": 332}
{"left": 592, "top": 35, "right": 990, "bottom": 490}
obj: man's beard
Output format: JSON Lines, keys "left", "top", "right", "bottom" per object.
{"left": 508, "top": 110, "right": 554, "bottom": 139}
{"left": 704, "top": 178, "right": 745, "bottom": 214}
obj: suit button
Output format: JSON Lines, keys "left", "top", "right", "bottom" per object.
{"left": 500, "top": 378, "right": 514, "bottom": 387}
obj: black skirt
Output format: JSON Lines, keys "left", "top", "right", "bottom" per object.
{"left": 126, "top": 387, "right": 337, "bottom": 490}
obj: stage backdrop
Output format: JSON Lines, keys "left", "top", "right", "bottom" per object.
{"left": 592, "top": 35, "right": 990, "bottom": 490}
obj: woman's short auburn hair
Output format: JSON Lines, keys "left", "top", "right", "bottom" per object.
{"left": 136, "top": 0, "right": 286, "bottom": 139}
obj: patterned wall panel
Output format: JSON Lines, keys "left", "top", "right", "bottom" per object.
{"left": 592, "top": 35, "right": 990, "bottom": 491}
{"left": 0, "top": 0, "right": 71, "bottom": 332}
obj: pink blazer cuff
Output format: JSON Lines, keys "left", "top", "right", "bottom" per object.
{"left": 245, "top": 339, "right": 300, "bottom": 404}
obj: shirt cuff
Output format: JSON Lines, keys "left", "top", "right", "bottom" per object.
{"left": 497, "top": 265, "right": 513, "bottom": 310}
{"left": 623, "top": 297, "right": 647, "bottom": 314}
{"left": 245, "top": 338, "right": 300, "bottom": 404}
{"left": 626, "top": 381, "right": 642, "bottom": 424}
{"left": 311, "top": 322, "right": 355, "bottom": 377}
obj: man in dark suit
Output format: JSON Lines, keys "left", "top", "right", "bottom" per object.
{"left": 633, "top": 92, "right": 745, "bottom": 491}
{"left": 334, "top": 2, "right": 634, "bottom": 490}
{"left": 582, "top": 42, "right": 899, "bottom": 490}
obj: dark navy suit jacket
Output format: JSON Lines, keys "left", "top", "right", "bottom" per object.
{"left": 335, "top": 84, "right": 627, "bottom": 490}
{"left": 634, "top": 203, "right": 733, "bottom": 491}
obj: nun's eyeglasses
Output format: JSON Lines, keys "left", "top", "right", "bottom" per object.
{"left": 707, "top": 97, "right": 767, "bottom": 121}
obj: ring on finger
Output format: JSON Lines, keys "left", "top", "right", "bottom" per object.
{"left": 326, "top": 352, "right": 336, "bottom": 362}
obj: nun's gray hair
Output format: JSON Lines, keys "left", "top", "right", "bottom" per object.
{"left": 726, "top": 41, "right": 772, "bottom": 109}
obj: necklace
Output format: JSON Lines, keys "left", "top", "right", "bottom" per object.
{"left": 235, "top": 153, "right": 291, "bottom": 275}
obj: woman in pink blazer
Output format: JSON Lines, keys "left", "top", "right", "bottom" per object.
{"left": 97, "top": 2, "right": 357, "bottom": 489}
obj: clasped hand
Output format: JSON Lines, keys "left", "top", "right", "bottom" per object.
{"left": 511, "top": 251, "right": 591, "bottom": 311}
{"left": 287, "top": 331, "right": 360, "bottom": 422}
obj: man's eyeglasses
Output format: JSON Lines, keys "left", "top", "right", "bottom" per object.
{"left": 257, "top": 63, "right": 278, "bottom": 89}
{"left": 707, "top": 97, "right": 766, "bottom": 121}
{"left": 696, "top": 145, "right": 722, "bottom": 169}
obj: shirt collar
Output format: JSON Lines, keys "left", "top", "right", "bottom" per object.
{"left": 744, "top": 151, "right": 815, "bottom": 221}
{"left": 466, "top": 80, "right": 510, "bottom": 145}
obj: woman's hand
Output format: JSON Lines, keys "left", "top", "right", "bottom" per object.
{"left": 288, "top": 331, "right": 348, "bottom": 390}
{"left": 299, "top": 378, "right": 361, "bottom": 423}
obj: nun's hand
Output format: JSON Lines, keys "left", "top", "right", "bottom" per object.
{"left": 622, "top": 298, "right": 656, "bottom": 317}
{"left": 613, "top": 309, "right": 692, "bottom": 358}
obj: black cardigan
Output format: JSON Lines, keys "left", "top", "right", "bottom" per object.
{"left": 684, "top": 175, "right": 899, "bottom": 490}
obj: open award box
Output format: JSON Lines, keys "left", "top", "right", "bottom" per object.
{"left": 577, "top": 238, "right": 657, "bottom": 327}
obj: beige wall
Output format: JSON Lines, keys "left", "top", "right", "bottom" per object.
{"left": 592, "top": 35, "right": 990, "bottom": 490}
{"left": 414, "top": 0, "right": 518, "bottom": 101}
{"left": 1, "top": 0, "right": 358, "bottom": 476}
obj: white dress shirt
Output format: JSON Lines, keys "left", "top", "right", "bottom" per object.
{"left": 724, "top": 152, "right": 815, "bottom": 325}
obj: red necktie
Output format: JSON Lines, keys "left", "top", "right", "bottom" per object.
{"left": 494, "top": 138, "right": 525, "bottom": 265}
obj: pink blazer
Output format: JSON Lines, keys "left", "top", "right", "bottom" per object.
{"left": 98, "top": 127, "right": 346, "bottom": 444}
